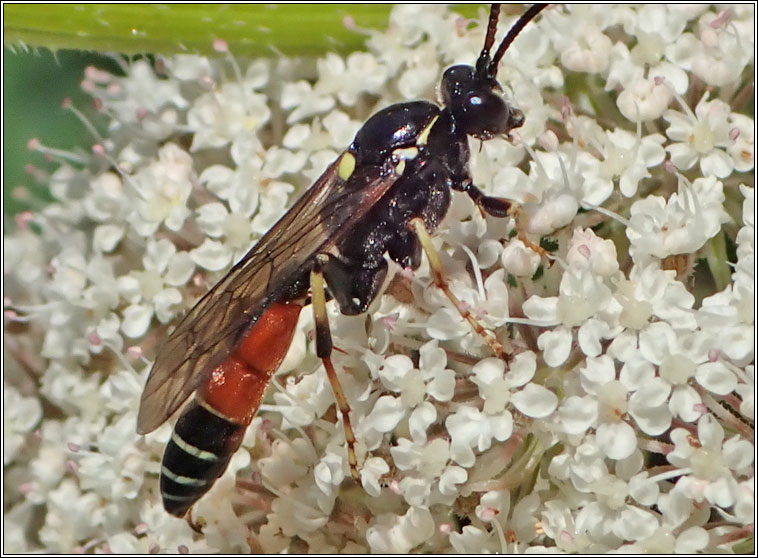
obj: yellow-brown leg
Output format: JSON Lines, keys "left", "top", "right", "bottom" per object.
{"left": 186, "top": 509, "right": 204, "bottom": 534}
{"left": 310, "top": 256, "right": 360, "bottom": 481}
{"left": 410, "top": 218, "right": 508, "bottom": 360}
{"left": 462, "top": 182, "right": 549, "bottom": 261}
{"left": 510, "top": 204, "right": 552, "bottom": 260}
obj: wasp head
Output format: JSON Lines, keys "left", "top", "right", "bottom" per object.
{"left": 442, "top": 4, "right": 547, "bottom": 141}
{"left": 441, "top": 64, "right": 524, "bottom": 140}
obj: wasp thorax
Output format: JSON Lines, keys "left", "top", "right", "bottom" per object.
{"left": 441, "top": 64, "right": 523, "bottom": 140}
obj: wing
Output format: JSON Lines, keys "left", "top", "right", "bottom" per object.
{"left": 137, "top": 155, "right": 403, "bottom": 434}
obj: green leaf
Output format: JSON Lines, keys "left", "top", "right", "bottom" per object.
{"left": 4, "top": 4, "right": 485, "bottom": 57}
{"left": 4, "top": 5, "right": 389, "bottom": 56}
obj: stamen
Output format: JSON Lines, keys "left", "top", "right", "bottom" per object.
{"left": 62, "top": 96, "right": 105, "bottom": 142}
{"left": 27, "top": 137, "right": 89, "bottom": 165}
{"left": 23, "top": 164, "right": 50, "bottom": 183}
{"left": 459, "top": 244, "right": 486, "bottom": 300}
{"left": 581, "top": 201, "right": 632, "bottom": 229}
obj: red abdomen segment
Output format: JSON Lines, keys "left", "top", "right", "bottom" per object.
{"left": 159, "top": 301, "right": 302, "bottom": 516}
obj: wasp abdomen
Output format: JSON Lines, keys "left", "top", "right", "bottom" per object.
{"left": 159, "top": 301, "right": 302, "bottom": 516}
{"left": 160, "top": 402, "right": 246, "bottom": 516}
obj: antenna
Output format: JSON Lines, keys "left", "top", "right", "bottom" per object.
{"left": 475, "top": 4, "right": 502, "bottom": 77}
{"left": 479, "top": 4, "right": 549, "bottom": 80}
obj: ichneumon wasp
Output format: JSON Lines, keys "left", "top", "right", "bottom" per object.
{"left": 137, "top": 3, "right": 549, "bottom": 518}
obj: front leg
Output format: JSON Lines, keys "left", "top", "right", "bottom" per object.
{"left": 454, "top": 179, "right": 512, "bottom": 217}
{"left": 455, "top": 178, "right": 550, "bottom": 259}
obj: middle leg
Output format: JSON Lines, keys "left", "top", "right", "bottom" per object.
{"left": 410, "top": 217, "right": 508, "bottom": 360}
{"left": 310, "top": 255, "right": 360, "bottom": 481}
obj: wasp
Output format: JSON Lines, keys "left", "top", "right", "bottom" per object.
{"left": 137, "top": 4, "right": 548, "bottom": 517}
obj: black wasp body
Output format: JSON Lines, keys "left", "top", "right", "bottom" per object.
{"left": 138, "top": 4, "right": 548, "bottom": 517}
{"left": 324, "top": 85, "right": 523, "bottom": 314}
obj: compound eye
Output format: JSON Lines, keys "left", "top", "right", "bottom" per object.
{"left": 462, "top": 92, "right": 509, "bottom": 135}
{"left": 466, "top": 92, "right": 503, "bottom": 115}
{"left": 468, "top": 94, "right": 484, "bottom": 108}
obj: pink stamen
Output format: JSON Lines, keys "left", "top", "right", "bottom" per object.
{"left": 15, "top": 211, "right": 34, "bottom": 231}
{"left": 709, "top": 9, "right": 730, "bottom": 29}
{"left": 133, "top": 523, "right": 148, "bottom": 536}
{"left": 213, "top": 38, "right": 229, "bottom": 53}
{"left": 342, "top": 15, "right": 357, "bottom": 31}
{"left": 663, "top": 160, "right": 678, "bottom": 174}
{"left": 479, "top": 506, "right": 499, "bottom": 521}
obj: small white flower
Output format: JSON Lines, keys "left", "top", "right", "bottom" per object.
{"left": 599, "top": 128, "right": 666, "bottom": 197}
{"left": 525, "top": 258, "right": 617, "bottom": 364}
{"left": 268, "top": 481, "right": 333, "bottom": 537}
{"left": 199, "top": 162, "right": 259, "bottom": 217}
{"left": 3, "top": 385, "right": 43, "bottom": 465}
{"left": 726, "top": 114, "right": 755, "bottom": 173}
{"left": 281, "top": 80, "right": 335, "bottom": 124}
{"left": 375, "top": 340, "right": 455, "bottom": 411}
{"left": 91, "top": 59, "right": 188, "bottom": 125}
{"left": 446, "top": 405, "right": 513, "bottom": 467}
{"left": 316, "top": 52, "right": 390, "bottom": 106}
{"left": 273, "top": 369, "right": 333, "bottom": 430}
{"left": 187, "top": 83, "right": 271, "bottom": 150}
{"left": 117, "top": 237, "right": 193, "bottom": 336}
{"left": 512, "top": 383, "right": 559, "bottom": 418}
{"left": 501, "top": 150, "right": 611, "bottom": 236}
{"left": 362, "top": 395, "right": 405, "bottom": 434}
{"left": 313, "top": 451, "right": 346, "bottom": 496}
{"left": 616, "top": 77, "right": 673, "bottom": 122}
{"left": 669, "top": 10, "right": 754, "bottom": 87}
{"left": 668, "top": 414, "right": 749, "bottom": 509}
{"left": 566, "top": 227, "right": 620, "bottom": 277}
{"left": 258, "top": 438, "right": 314, "bottom": 488}
{"left": 84, "top": 172, "right": 129, "bottom": 225}
{"left": 569, "top": 355, "right": 638, "bottom": 460}
{"left": 366, "top": 506, "right": 435, "bottom": 554}
{"left": 664, "top": 94, "right": 736, "bottom": 177}
{"left": 438, "top": 465, "right": 467, "bottom": 496}
{"left": 540, "top": 499, "right": 593, "bottom": 552}
{"left": 501, "top": 238, "right": 541, "bottom": 277}
{"left": 360, "top": 456, "right": 389, "bottom": 497}
{"left": 449, "top": 525, "right": 499, "bottom": 554}
{"left": 558, "top": 19, "right": 612, "bottom": 73}
{"left": 76, "top": 414, "right": 146, "bottom": 500}
{"left": 128, "top": 143, "right": 195, "bottom": 236}
{"left": 627, "top": 175, "right": 730, "bottom": 259}
{"left": 189, "top": 238, "right": 232, "bottom": 272}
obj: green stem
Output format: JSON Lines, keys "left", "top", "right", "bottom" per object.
{"left": 3, "top": 4, "right": 484, "bottom": 57}
{"left": 706, "top": 230, "right": 731, "bottom": 292}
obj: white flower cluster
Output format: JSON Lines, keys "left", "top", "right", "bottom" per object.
{"left": 3, "top": 4, "right": 754, "bottom": 553}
